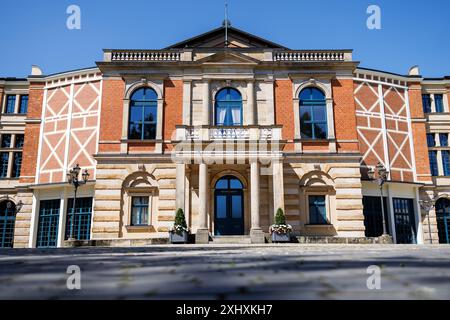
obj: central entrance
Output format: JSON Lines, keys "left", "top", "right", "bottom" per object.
{"left": 214, "top": 176, "right": 244, "bottom": 236}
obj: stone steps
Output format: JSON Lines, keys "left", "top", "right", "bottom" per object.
{"left": 210, "top": 236, "right": 252, "bottom": 244}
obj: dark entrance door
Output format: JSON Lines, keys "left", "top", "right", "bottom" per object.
{"left": 36, "top": 199, "right": 60, "bottom": 248}
{"left": 393, "top": 198, "right": 417, "bottom": 244}
{"left": 435, "top": 198, "right": 450, "bottom": 244}
{"left": 0, "top": 201, "right": 16, "bottom": 248}
{"left": 214, "top": 176, "right": 244, "bottom": 236}
{"left": 363, "top": 196, "right": 390, "bottom": 237}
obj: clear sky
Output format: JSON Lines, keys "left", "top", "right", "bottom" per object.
{"left": 0, "top": 0, "right": 449, "bottom": 78}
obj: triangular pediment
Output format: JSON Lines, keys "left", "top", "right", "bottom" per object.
{"left": 197, "top": 51, "right": 260, "bottom": 65}
{"left": 165, "top": 26, "right": 287, "bottom": 49}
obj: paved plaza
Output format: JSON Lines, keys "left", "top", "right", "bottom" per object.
{"left": 0, "top": 244, "right": 449, "bottom": 300}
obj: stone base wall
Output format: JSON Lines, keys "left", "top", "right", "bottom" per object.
{"left": 13, "top": 189, "right": 33, "bottom": 248}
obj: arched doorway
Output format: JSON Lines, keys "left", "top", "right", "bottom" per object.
{"left": 214, "top": 176, "right": 244, "bottom": 236}
{"left": 0, "top": 201, "right": 16, "bottom": 248}
{"left": 435, "top": 198, "right": 450, "bottom": 244}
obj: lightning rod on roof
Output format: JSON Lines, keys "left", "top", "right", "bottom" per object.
{"left": 223, "top": 0, "right": 231, "bottom": 47}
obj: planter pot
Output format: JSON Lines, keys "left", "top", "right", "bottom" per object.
{"left": 271, "top": 232, "right": 291, "bottom": 243}
{"left": 169, "top": 231, "right": 189, "bottom": 244}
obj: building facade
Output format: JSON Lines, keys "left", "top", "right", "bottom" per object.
{"left": 1, "top": 26, "right": 449, "bottom": 248}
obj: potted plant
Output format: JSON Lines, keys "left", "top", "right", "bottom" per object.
{"left": 169, "top": 208, "right": 190, "bottom": 244}
{"left": 270, "top": 208, "right": 292, "bottom": 243}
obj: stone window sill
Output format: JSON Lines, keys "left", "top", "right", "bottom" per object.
{"left": 125, "top": 225, "right": 155, "bottom": 233}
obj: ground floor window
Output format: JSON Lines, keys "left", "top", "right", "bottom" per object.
{"left": 131, "top": 197, "right": 149, "bottom": 226}
{"left": 308, "top": 195, "right": 327, "bottom": 224}
{"left": 362, "top": 196, "right": 390, "bottom": 237}
{"left": 36, "top": 199, "right": 60, "bottom": 248}
{"left": 435, "top": 198, "right": 450, "bottom": 244}
{"left": 65, "top": 197, "right": 93, "bottom": 241}
{"left": 393, "top": 198, "right": 417, "bottom": 244}
{"left": 0, "top": 201, "right": 16, "bottom": 248}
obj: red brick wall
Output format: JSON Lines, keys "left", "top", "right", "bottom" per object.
{"left": 20, "top": 81, "right": 45, "bottom": 183}
{"left": 163, "top": 79, "right": 183, "bottom": 145}
{"left": 409, "top": 82, "right": 432, "bottom": 183}
{"left": 274, "top": 80, "right": 294, "bottom": 151}
{"left": 332, "top": 79, "right": 359, "bottom": 153}
{"left": 98, "top": 79, "right": 125, "bottom": 153}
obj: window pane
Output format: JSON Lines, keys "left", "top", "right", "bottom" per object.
{"left": 429, "top": 151, "right": 438, "bottom": 176}
{"left": 14, "top": 135, "right": 24, "bottom": 149}
{"left": 131, "top": 197, "right": 149, "bottom": 226}
{"left": 443, "top": 151, "right": 450, "bottom": 176}
{"left": 143, "top": 124, "right": 156, "bottom": 140}
{"left": 422, "top": 94, "right": 431, "bottom": 113}
{"left": 427, "top": 134, "right": 435, "bottom": 147}
{"left": 435, "top": 94, "right": 444, "bottom": 113}
{"left": 5, "top": 96, "right": 16, "bottom": 113}
{"left": 19, "top": 95, "right": 28, "bottom": 114}
{"left": 229, "top": 179, "right": 243, "bottom": 189}
{"left": 216, "top": 195, "right": 227, "bottom": 218}
{"left": 12, "top": 152, "right": 21, "bottom": 178}
{"left": 231, "top": 195, "right": 242, "bottom": 218}
{"left": 0, "top": 152, "right": 8, "bottom": 178}
{"left": 130, "top": 106, "right": 143, "bottom": 122}
{"left": 1, "top": 135, "right": 11, "bottom": 148}
{"left": 300, "top": 123, "right": 313, "bottom": 139}
{"left": 129, "top": 123, "right": 142, "bottom": 139}
{"left": 215, "top": 179, "right": 228, "bottom": 189}
{"left": 314, "top": 123, "right": 328, "bottom": 139}
{"left": 440, "top": 134, "right": 448, "bottom": 147}
{"left": 309, "top": 196, "right": 327, "bottom": 225}
{"left": 313, "top": 105, "right": 327, "bottom": 121}
{"left": 144, "top": 106, "right": 157, "bottom": 123}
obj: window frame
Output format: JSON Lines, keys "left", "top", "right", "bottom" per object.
{"left": 214, "top": 87, "right": 243, "bottom": 127}
{"left": 18, "top": 95, "right": 28, "bottom": 114}
{"left": 307, "top": 194, "right": 329, "bottom": 225}
{"left": 4, "top": 95, "right": 16, "bottom": 114}
{"left": 299, "top": 87, "right": 328, "bottom": 140}
{"left": 422, "top": 94, "right": 432, "bottom": 114}
{"left": 429, "top": 150, "right": 439, "bottom": 176}
{"left": 128, "top": 87, "right": 158, "bottom": 141}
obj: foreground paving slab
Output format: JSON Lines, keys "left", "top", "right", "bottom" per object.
{"left": 0, "top": 244, "right": 449, "bottom": 300}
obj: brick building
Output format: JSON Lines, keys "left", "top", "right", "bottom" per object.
{"left": 1, "top": 26, "right": 449, "bottom": 248}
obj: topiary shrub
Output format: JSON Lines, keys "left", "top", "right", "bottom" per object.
{"left": 275, "top": 208, "right": 286, "bottom": 225}
{"left": 270, "top": 208, "right": 292, "bottom": 234}
{"left": 170, "top": 208, "right": 189, "bottom": 235}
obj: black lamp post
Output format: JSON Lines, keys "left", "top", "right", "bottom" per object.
{"left": 67, "top": 164, "right": 90, "bottom": 241}
{"left": 419, "top": 193, "right": 444, "bottom": 245}
{"left": 367, "top": 162, "right": 389, "bottom": 236}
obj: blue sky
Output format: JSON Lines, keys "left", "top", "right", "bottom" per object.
{"left": 0, "top": 0, "right": 449, "bottom": 78}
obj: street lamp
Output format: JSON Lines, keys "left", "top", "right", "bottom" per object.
{"left": 66, "top": 164, "right": 90, "bottom": 241}
{"left": 367, "top": 162, "right": 389, "bottom": 236}
{"left": 6, "top": 198, "right": 23, "bottom": 214}
{"left": 419, "top": 193, "right": 444, "bottom": 244}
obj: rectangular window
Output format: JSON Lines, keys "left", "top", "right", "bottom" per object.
{"left": 12, "top": 152, "right": 21, "bottom": 178}
{"left": 308, "top": 195, "right": 327, "bottom": 225}
{"left": 19, "top": 95, "right": 28, "bottom": 114}
{"left": 442, "top": 151, "right": 450, "bottom": 176}
{"left": 393, "top": 198, "right": 417, "bottom": 244}
{"left": 0, "top": 152, "right": 9, "bottom": 178}
{"left": 36, "top": 199, "right": 60, "bottom": 248}
{"left": 429, "top": 151, "right": 438, "bottom": 176}
{"left": 427, "top": 134, "right": 435, "bottom": 147}
{"left": 65, "top": 197, "right": 93, "bottom": 241}
{"left": 14, "top": 134, "right": 24, "bottom": 149}
{"left": 435, "top": 94, "right": 444, "bottom": 113}
{"left": 5, "top": 95, "right": 16, "bottom": 114}
{"left": 131, "top": 196, "right": 149, "bottom": 226}
{"left": 300, "top": 105, "right": 328, "bottom": 139}
{"left": 440, "top": 133, "right": 448, "bottom": 147}
{"left": 422, "top": 94, "right": 431, "bottom": 113}
{"left": 1, "top": 134, "right": 11, "bottom": 148}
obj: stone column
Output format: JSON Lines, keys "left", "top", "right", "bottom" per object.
{"left": 202, "top": 80, "right": 210, "bottom": 126}
{"left": 175, "top": 163, "right": 186, "bottom": 211}
{"left": 196, "top": 162, "right": 210, "bottom": 243}
{"left": 247, "top": 80, "right": 255, "bottom": 125}
{"left": 250, "top": 160, "right": 265, "bottom": 243}
{"left": 272, "top": 161, "right": 285, "bottom": 215}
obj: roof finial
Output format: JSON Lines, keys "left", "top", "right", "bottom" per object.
{"left": 222, "top": 0, "right": 231, "bottom": 47}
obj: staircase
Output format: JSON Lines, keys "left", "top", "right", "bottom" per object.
{"left": 210, "top": 236, "right": 252, "bottom": 244}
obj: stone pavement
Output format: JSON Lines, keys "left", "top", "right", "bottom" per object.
{"left": 0, "top": 244, "right": 449, "bottom": 300}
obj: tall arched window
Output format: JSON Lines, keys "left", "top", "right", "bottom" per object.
{"left": 300, "top": 87, "right": 327, "bottom": 139}
{"left": 0, "top": 201, "right": 16, "bottom": 248}
{"left": 215, "top": 88, "right": 243, "bottom": 126}
{"left": 129, "top": 88, "right": 158, "bottom": 140}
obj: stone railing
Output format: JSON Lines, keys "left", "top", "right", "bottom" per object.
{"left": 273, "top": 50, "right": 352, "bottom": 62}
{"left": 175, "top": 126, "right": 282, "bottom": 141}
{"left": 105, "top": 50, "right": 182, "bottom": 62}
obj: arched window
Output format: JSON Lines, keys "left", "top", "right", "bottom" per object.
{"left": 129, "top": 88, "right": 158, "bottom": 140}
{"left": 299, "top": 87, "right": 327, "bottom": 139}
{"left": 0, "top": 201, "right": 16, "bottom": 248}
{"left": 215, "top": 88, "right": 242, "bottom": 126}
